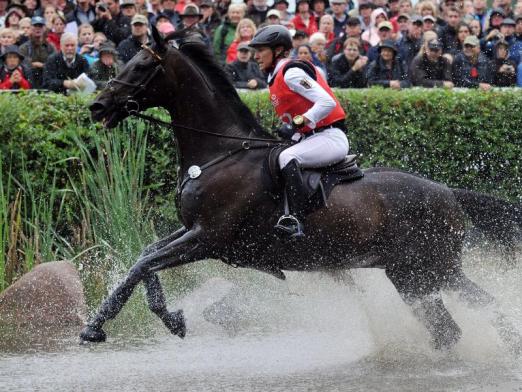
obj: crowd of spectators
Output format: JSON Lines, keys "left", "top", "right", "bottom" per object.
{"left": 1, "top": 0, "right": 522, "bottom": 92}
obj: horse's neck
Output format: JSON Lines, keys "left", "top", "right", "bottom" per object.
{"left": 168, "top": 97, "right": 252, "bottom": 171}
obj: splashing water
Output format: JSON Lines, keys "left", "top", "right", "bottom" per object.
{"left": 0, "top": 249, "right": 521, "bottom": 391}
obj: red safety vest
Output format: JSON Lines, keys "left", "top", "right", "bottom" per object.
{"left": 269, "top": 60, "right": 346, "bottom": 134}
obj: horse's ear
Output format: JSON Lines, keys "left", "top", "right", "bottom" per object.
{"left": 151, "top": 25, "right": 166, "bottom": 53}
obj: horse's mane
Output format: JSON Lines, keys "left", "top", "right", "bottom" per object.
{"left": 164, "top": 29, "right": 272, "bottom": 138}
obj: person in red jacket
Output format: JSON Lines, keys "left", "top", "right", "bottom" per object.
{"left": 250, "top": 25, "right": 349, "bottom": 239}
{"left": 0, "top": 45, "right": 31, "bottom": 90}
{"left": 291, "top": 0, "right": 318, "bottom": 37}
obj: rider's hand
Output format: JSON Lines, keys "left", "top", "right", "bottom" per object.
{"left": 277, "top": 123, "right": 296, "bottom": 140}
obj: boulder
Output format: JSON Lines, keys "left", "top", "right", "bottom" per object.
{"left": 0, "top": 261, "right": 87, "bottom": 328}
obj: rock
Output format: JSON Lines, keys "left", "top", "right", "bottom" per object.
{"left": 0, "top": 261, "right": 87, "bottom": 328}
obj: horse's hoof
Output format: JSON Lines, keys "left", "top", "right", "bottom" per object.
{"left": 79, "top": 325, "right": 107, "bottom": 343}
{"left": 433, "top": 326, "right": 462, "bottom": 350}
{"left": 164, "top": 309, "right": 186, "bottom": 339}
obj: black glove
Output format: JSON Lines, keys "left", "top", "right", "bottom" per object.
{"left": 277, "top": 123, "right": 295, "bottom": 140}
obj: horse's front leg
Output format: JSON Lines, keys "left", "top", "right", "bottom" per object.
{"left": 139, "top": 226, "right": 188, "bottom": 258}
{"left": 79, "top": 227, "right": 203, "bottom": 343}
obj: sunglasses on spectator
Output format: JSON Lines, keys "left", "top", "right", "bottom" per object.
{"left": 464, "top": 44, "right": 476, "bottom": 48}
{"left": 345, "top": 47, "right": 359, "bottom": 51}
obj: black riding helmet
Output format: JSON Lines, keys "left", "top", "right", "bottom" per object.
{"left": 249, "top": 25, "right": 293, "bottom": 51}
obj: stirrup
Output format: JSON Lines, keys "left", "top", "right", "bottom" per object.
{"left": 275, "top": 214, "right": 305, "bottom": 238}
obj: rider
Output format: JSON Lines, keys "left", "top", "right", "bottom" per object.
{"left": 249, "top": 25, "right": 349, "bottom": 239}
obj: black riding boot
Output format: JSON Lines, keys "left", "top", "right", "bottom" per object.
{"left": 275, "top": 159, "right": 306, "bottom": 239}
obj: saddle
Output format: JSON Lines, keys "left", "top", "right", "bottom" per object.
{"left": 264, "top": 145, "right": 364, "bottom": 212}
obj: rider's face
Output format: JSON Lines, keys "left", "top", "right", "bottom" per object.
{"left": 254, "top": 46, "right": 274, "bottom": 72}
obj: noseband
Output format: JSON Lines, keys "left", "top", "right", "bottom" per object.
{"left": 107, "top": 44, "right": 165, "bottom": 114}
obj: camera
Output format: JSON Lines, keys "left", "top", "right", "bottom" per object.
{"left": 97, "top": 3, "right": 107, "bottom": 12}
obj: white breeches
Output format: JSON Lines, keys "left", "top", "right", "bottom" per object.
{"left": 278, "top": 127, "right": 350, "bottom": 169}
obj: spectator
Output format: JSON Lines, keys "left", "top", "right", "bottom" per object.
{"left": 47, "top": 12, "right": 66, "bottom": 51}
{"left": 318, "top": 14, "right": 335, "bottom": 44}
{"left": 438, "top": 6, "right": 461, "bottom": 59}
{"left": 416, "top": 0, "right": 442, "bottom": 27}
{"left": 291, "top": 0, "right": 318, "bottom": 37}
{"left": 225, "top": 41, "right": 266, "bottom": 89}
{"left": 271, "top": 0, "right": 292, "bottom": 27}
{"left": 77, "top": 23, "right": 98, "bottom": 65}
{"left": 247, "top": 0, "right": 268, "bottom": 27}
{"left": 396, "top": 13, "right": 410, "bottom": 38}
{"left": 311, "top": 0, "right": 328, "bottom": 25}
{"left": 43, "top": 5, "right": 58, "bottom": 30}
{"left": 471, "top": 0, "right": 488, "bottom": 29}
{"left": 265, "top": 9, "right": 282, "bottom": 25}
{"left": 66, "top": 0, "right": 96, "bottom": 27}
{"left": 18, "top": 16, "right": 30, "bottom": 44}
{"left": 388, "top": 0, "right": 400, "bottom": 19}
{"left": 329, "top": 0, "right": 350, "bottom": 38}
{"left": 325, "top": 16, "right": 361, "bottom": 61}
{"left": 357, "top": 2, "right": 373, "bottom": 33}
{"left": 213, "top": 3, "right": 245, "bottom": 65}
{"left": 482, "top": 16, "right": 516, "bottom": 58}
{"left": 23, "top": 0, "right": 40, "bottom": 18}
{"left": 226, "top": 17, "right": 256, "bottom": 63}
{"left": 117, "top": 14, "right": 149, "bottom": 63}
{"left": 361, "top": 7, "right": 388, "bottom": 47}
{"left": 492, "top": 40, "right": 517, "bottom": 86}
{"left": 0, "top": 0, "right": 7, "bottom": 29}
{"left": 309, "top": 31, "right": 328, "bottom": 64}
{"left": 290, "top": 29, "right": 308, "bottom": 57}
{"left": 19, "top": 16, "right": 55, "bottom": 89}
{"left": 294, "top": 43, "right": 327, "bottom": 77}
{"left": 88, "top": 42, "right": 122, "bottom": 89}
{"left": 4, "top": 7, "right": 24, "bottom": 33}
{"left": 469, "top": 18, "right": 483, "bottom": 39}
{"left": 484, "top": 8, "right": 504, "bottom": 35}
{"left": 397, "top": 0, "right": 413, "bottom": 18}
{"left": 43, "top": 32, "right": 89, "bottom": 93}
{"left": 422, "top": 14, "right": 436, "bottom": 32}
{"left": 179, "top": 4, "right": 204, "bottom": 30}
{"left": 0, "top": 45, "right": 31, "bottom": 89}
{"left": 397, "top": 15, "right": 423, "bottom": 67}
{"left": 366, "top": 39, "right": 410, "bottom": 89}
{"left": 157, "top": 20, "right": 175, "bottom": 36}
{"left": 508, "top": 14, "right": 522, "bottom": 64}
{"left": 328, "top": 36, "right": 367, "bottom": 87}
{"left": 153, "top": 0, "right": 180, "bottom": 27}
{"left": 91, "top": 0, "right": 132, "bottom": 46}
{"left": 448, "top": 21, "right": 471, "bottom": 57}
{"left": 199, "top": 0, "right": 221, "bottom": 38}
{"left": 452, "top": 35, "right": 493, "bottom": 90}
{"left": 0, "top": 27, "right": 17, "bottom": 55}
{"left": 410, "top": 38, "right": 453, "bottom": 88}
{"left": 367, "top": 20, "right": 393, "bottom": 62}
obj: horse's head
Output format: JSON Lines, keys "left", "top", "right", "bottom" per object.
{"left": 90, "top": 27, "right": 191, "bottom": 128}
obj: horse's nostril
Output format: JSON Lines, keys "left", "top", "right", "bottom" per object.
{"left": 89, "top": 102, "right": 105, "bottom": 113}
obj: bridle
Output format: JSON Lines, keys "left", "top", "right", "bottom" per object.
{"left": 108, "top": 44, "right": 283, "bottom": 145}
{"left": 104, "top": 42, "right": 288, "bottom": 192}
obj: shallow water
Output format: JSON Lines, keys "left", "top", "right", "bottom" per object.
{"left": 1, "top": 250, "right": 521, "bottom": 392}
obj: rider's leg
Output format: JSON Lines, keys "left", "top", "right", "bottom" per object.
{"left": 275, "top": 128, "right": 349, "bottom": 238}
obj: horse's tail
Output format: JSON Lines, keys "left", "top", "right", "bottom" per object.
{"left": 452, "top": 188, "right": 522, "bottom": 246}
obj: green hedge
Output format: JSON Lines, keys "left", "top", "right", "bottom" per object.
{"left": 1, "top": 89, "right": 520, "bottom": 201}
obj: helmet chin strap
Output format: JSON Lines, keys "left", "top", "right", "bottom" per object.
{"left": 268, "top": 47, "right": 287, "bottom": 73}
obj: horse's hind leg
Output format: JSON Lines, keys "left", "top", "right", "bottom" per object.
{"left": 386, "top": 269, "right": 462, "bottom": 350}
{"left": 447, "top": 272, "right": 522, "bottom": 356}
{"left": 79, "top": 228, "right": 202, "bottom": 343}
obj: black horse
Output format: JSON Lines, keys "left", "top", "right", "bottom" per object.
{"left": 81, "top": 28, "right": 521, "bottom": 351}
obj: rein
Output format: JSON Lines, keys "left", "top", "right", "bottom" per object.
{"left": 131, "top": 111, "right": 284, "bottom": 144}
